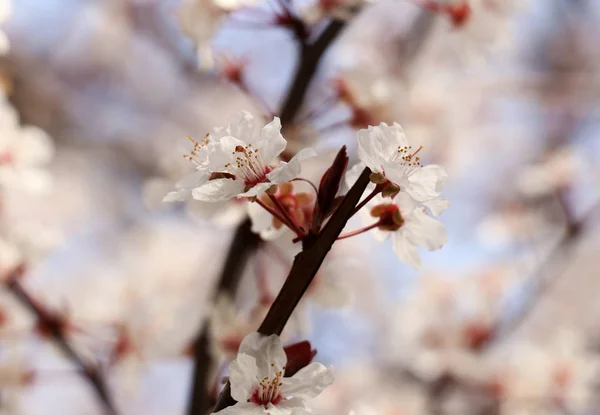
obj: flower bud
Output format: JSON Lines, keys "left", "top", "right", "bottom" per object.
{"left": 381, "top": 182, "right": 400, "bottom": 198}
{"left": 369, "top": 172, "right": 387, "bottom": 184}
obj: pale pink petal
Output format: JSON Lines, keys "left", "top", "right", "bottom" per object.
{"left": 213, "top": 401, "right": 266, "bottom": 415}
{"left": 395, "top": 192, "right": 420, "bottom": 215}
{"left": 229, "top": 353, "right": 259, "bottom": 402}
{"left": 227, "top": 111, "right": 256, "bottom": 143}
{"left": 405, "top": 210, "right": 447, "bottom": 251}
{"left": 422, "top": 197, "right": 450, "bottom": 217}
{"left": 266, "top": 148, "right": 316, "bottom": 184}
{"left": 281, "top": 363, "right": 334, "bottom": 400}
{"left": 240, "top": 182, "right": 274, "bottom": 198}
{"left": 406, "top": 165, "right": 448, "bottom": 201}
{"left": 268, "top": 398, "right": 308, "bottom": 415}
{"left": 393, "top": 231, "right": 421, "bottom": 269}
{"left": 258, "top": 117, "right": 286, "bottom": 161}
{"left": 192, "top": 178, "right": 245, "bottom": 202}
{"left": 238, "top": 333, "right": 287, "bottom": 379}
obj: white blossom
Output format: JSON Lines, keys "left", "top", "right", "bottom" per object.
{"left": 214, "top": 332, "right": 334, "bottom": 415}
{"left": 164, "top": 112, "right": 316, "bottom": 203}
{"left": 356, "top": 122, "right": 447, "bottom": 203}
{"left": 345, "top": 163, "right": 448, "bottom": 269}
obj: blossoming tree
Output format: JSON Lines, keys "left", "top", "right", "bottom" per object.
{"left": 1, "top": 0, "right": 600, "bottom": 414}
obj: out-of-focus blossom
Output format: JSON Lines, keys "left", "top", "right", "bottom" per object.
{"left": 164, "top": 112, "right": 316, "bottom": 203}
{"left": 489, "top": 332, "right": 600, "bottom": 414}
{"left": 0, "top": 237, "right": 20, "bottom": 277}
{"left": 0, "top": 99, "right": 54, "bottom": 194}
{"left": 0, "top": 347, "right": 34, "bottom": 388}
{"left": 177, "top": 0, "right": 261, "bottom": 69}
{"left": 294, "top": 0, "right": 364, "bottom": 26}
{"left": 383, "top": 272, "right": 509, "bottom": 380}
{"left": 0, "top": 0, "right": 10, "bottom": 54}
{"left": 209, "top": 294, "right": 270, "bottom": 359}
{"left": 426, "top": 0, "right": 527, "bottom": 60}
{"left": 333, "top": 69, "right": 406, "bottom": 129}
{"left": 517, "top": 147, "right": 581, "bottom": 197}
{"left": 214, "top": 332, "right": 334, "bottom": 415}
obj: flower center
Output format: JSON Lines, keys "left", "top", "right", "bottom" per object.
{"left": 391, "top": 145, "right": 423, "bottom": 168}
{"left": 226, "top": 144, "right": 271, "bottom": 187}
{"left": 249, "top": 366, "right": 284, "bottom": 407}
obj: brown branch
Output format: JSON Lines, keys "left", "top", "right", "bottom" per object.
{"left": 4, "top": 270, "right": 117, "bottom": 415}
{"left": 187, "top": 219, "right": 260, "bottom": 415}
{"left": 186, "top": 18, "right": 352, "bottom": 415}
{"left": 212, "top": 166, "right": 372, "bottom": 412}
{"left": 279, "top": 20, "right": 346, "bottom": 125}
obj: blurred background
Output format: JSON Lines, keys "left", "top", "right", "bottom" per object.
{"left": 0, "top": 0, "right": 599, "bottom": 414}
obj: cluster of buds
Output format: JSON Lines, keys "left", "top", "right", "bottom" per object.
{"left": 259, "top": 182, "right": 314, "bottom": 233}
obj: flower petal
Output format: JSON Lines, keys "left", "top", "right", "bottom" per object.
{"left": 192, "top": 178, "right": 245, "bottom": 202}
{"left": 392, "top": 230, "right": 422, "bottom": 269}
{"left": 281, "top": 363, "right": 334, "bottom": 400}
{"left": 175, "top": 170, "right": 211, "bottom": 190}
{"left": 229, "top": 353, "right": 259, "bottom": 402}
{"left": 240, "top": 182, "right": 274, "bottom": 198}
{"left": 404, "top": 210, "right": 447, "bottom": 251}
{"left": 267, "top": 148, "right": 316, "bottom": 184}
{"left": 395, "top": 191, "right": 420, "bottom": 215}
{"left": 356, "top": 128, "right": 381, "bottom": 173}
{"left": 258, "top": 116, "right": 287, "bottom": 161}
{"left": 238, "top": 333, "right": 287, "bottom": 379}
{"left": 227, "top": 111, "right": 256, "bottom": 143}
{"left": 213, "top": 401, "right": 266, "bottom": 415}
{"left": 423, "top": 197, "right": 450, "bottom": 217}
{"left": 269, "top": 398, "right": 309, "bottom": 415}
{"left": 406, "top": 165, "right": 448, "bottom": 201}
{"left": 357, "top": 123, "right": 408, "bottom": 173}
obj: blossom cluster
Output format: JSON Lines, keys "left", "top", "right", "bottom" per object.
{"left": 165, "top": 112, "right": 449, "bottom": 268}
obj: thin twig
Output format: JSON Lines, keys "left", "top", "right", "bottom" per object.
{"left": 4, "top": 271, "right": 118, "bottom": 415}
{"left": 486, "top": 198, "right": 599, "bottom": 350}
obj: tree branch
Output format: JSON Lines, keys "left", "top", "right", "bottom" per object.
{"left": 5, "top": 272, "right": 117, "bottom": 415}
{"left": 186, "top": 18, "right": 351, "bottom": 415}
{"left": 212, "top": 166, "right": 372, "bottom": 412}
{"left": 187, "top": 219, "right": 260, "bottom": 415}
{"left": 279, "top": 20, "right": 346, "bottom": 125}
